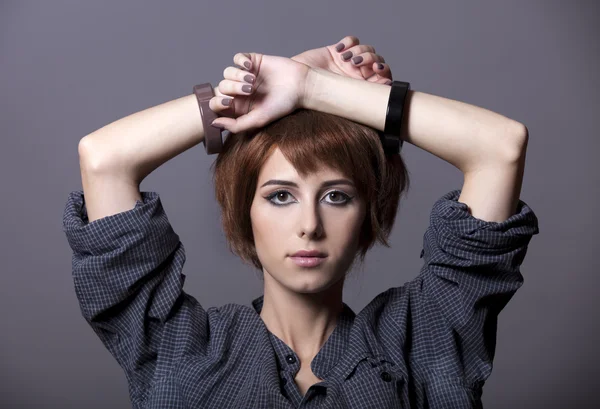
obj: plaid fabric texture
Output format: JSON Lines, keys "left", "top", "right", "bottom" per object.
{"left": 62, "top": 189, "right": 539, "bottom": 408}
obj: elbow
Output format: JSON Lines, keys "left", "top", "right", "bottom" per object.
{"left": 78, "top": 137, "right": 103, "bottom": 173}
{"left": 502, "top": 122, "right": 529, "bottom": 163}
{"left": 78, "top": 136, "right": 117, "bottom": 174}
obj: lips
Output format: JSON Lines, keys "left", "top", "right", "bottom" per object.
{"left": 289, "top": 256, "right": 326, "bottom": 267}
{"left": 290, "top": 250, "right": 327, "bottom": 258}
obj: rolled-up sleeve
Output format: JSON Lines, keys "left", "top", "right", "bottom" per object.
{"left": 417, "top": 188, "right": 540, "bottom": 388}
{"left": 420, "top": 189, "right": 539, "bottom": 326}
{"left": 62, "top": 190, "right": 201, "bottom": 402}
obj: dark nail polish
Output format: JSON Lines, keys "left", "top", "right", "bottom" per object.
{"left": 222, "top": 98, "right": 231, "bottom": 106}
{"left": 342, "top": 51, "right": 352, "bottom": 61}
{"left": 335, "top": 43, "right": 344, "bottom": 52}
{"left": 377, "top": 63, "right": 384, "bottom": 70}
{"left": 352, "top": 56, "right": 363, "bottom": 64}
{"left": 244, "top": 61, "right": 251, "bottom": 69}
{"left": 242, "top": 85, "right": 252, "bottom": 93}
{"left": 244, "top": 74, "right": 255, "bottom": 84}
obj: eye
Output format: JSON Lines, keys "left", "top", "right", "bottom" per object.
{"left": 325, "top": 191, "right": 352, "bottom": 205}
{"left": 267, "top": 190, "right": 296, "bottom": 206}
{"left": 265, "top": 190, "right": 353, "bottom": 207}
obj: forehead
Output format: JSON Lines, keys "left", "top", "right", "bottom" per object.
{"left": 257, "top": 147, "right": 347, "bottom": 183}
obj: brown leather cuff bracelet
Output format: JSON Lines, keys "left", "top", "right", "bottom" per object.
{"left": 193, "top": 83, "right": 223, "bottom": 155}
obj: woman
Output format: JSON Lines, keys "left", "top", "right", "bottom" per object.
{"left": 63, "top": 36, "right": 539, "bottom": 408}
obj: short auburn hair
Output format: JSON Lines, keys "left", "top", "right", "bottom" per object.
{"left": 211, "top": 109, "right": 410, "bottom": 271}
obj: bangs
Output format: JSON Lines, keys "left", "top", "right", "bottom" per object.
{"left": 245, "top": 109, "right": 384, "bottom": 199}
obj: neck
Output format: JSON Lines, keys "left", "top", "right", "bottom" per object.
{"left": 259, "top": 272, "right": 345, "bottom": 361}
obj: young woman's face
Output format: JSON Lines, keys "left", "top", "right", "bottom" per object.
{"left": 250, "top": 147, "right": 366, "bottom": 293}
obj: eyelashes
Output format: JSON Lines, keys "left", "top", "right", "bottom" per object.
{"left": 265, "top": 190, "right": 354, "bottom": 207}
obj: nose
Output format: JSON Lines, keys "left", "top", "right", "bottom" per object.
{"left": 297, "top": 201, "right": 323, "bottom": 239}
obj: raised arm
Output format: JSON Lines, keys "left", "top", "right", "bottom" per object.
{"left": 77, "top": 91, "right": 209, "bottom": 222}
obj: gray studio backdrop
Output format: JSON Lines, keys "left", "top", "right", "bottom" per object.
{"left": 1, "top": 1, "right": 597, "bottom": 408}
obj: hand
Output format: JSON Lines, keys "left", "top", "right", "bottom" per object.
{"left": 209, "top": 53, "right": 310, "bottom": 134}
{"left": 291, "top": 35, "right": 392, "bottom": 85}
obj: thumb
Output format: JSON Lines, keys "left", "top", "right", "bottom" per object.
{"left": 212, "top": 110, "right": 269, "bottom": 134}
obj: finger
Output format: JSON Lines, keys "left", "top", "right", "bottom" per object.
{"left": 372, "top": 61, "right": 393, "bottom": 83}
{"left": 217, "top": 78, "right": 254, "bottom": 96}
{"left": 212, "top": 109, "right": 269, "bottom": 134}
{"left": 223, "top": 66, "right": 256, "bottom": 84}
{"left": 348, "top": 51, "right": 382, "bottom": 68}
{"left": 333, "top": 35, "right": 360, "bottom": 53}
{"left": 345, "top": 51, "right": 392, "bottom": 83}
{"left": 233, "top": 52, "right": 253, "bottom": 71}
{"left": 342, "top": 49, "right": 381, "bottom": 81}
{"left": 370, "top": 62, "right": 393, "bottom": 83}
{"left": 209, "top": 95, "right": 235, "bottom": 114}
{"left": 339, "top": 44, "right": 375, "bottom": 63}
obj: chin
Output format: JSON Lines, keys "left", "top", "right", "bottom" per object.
{"left": 285, "top": 270, "right": 342, "bottom": 294}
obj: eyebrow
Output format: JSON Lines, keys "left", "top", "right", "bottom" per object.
{"left": 260, "top": 179, "right": 355, "bottom": 189}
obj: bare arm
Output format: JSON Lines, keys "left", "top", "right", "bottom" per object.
{"left": 78, "top": 91, "right": 212, "bottom": 222}
{"left": 79, "top": 93, "right": 207, "bottom": 181}
{"left": 302, "top": 67, "right": 528, "bottom": 222}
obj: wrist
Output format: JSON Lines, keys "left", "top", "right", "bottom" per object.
{"left": 300, "top": 67, "right": 391, "bottom": 132}
{"left": 301, "top": 67, "right": 326, "bottom": 111}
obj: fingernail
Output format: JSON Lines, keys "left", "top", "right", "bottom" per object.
{"left": 244, "top": 61, "right": 251, "bottom": 69}
{"left": 222, "top": 98, "right": 232, "bottom": 106}
{"left": 211, "top": 122, "right": 224, "bottom": 129}
{"left": 244, "top": 74, "right": 255, "bottom": 84}
{"left": 342, "top": 51, "right": 352, "bottom": 61}
{"left": 242, "top": 85, "right": 252, "bottom": 93}
{"left": 385, "top": 80, "right": 393, "bottom": 85}
{"left": 377, "top": 63, "right": 384, "bottom": 70}
{"left": 352, "top": 56, "right": 363, "bottom": 64}
{"left": 335, "top": 43, "right": 344, "bottom": 52}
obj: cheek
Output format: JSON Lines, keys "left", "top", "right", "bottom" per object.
{"left": 332, "top": 207, "right": 367, "bottom": 250}
{"left": 250, "top": 204, "right": 288, "bottom": 248}
{"left": 326, "top": 205, "right": 365, "bottom": 232}
{"left": 328, "top": 215, "right": 363, "bottom": 248}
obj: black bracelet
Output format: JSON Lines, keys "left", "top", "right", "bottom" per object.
{"left": 378, "top": 80, "right": 411, "bottom": 155}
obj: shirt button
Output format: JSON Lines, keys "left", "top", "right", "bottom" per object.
{"left": 282, "top": 377, "right": 287, "bottom": 385}
{"left": 380, "top": 371, "right": 392, "bottom": 382}
{"left": 285, "top": 354, "right": 296, "bottom": 364}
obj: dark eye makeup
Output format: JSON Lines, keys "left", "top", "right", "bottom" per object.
{"left": 264, "top": 190, "right": 354, "bottom": 207}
